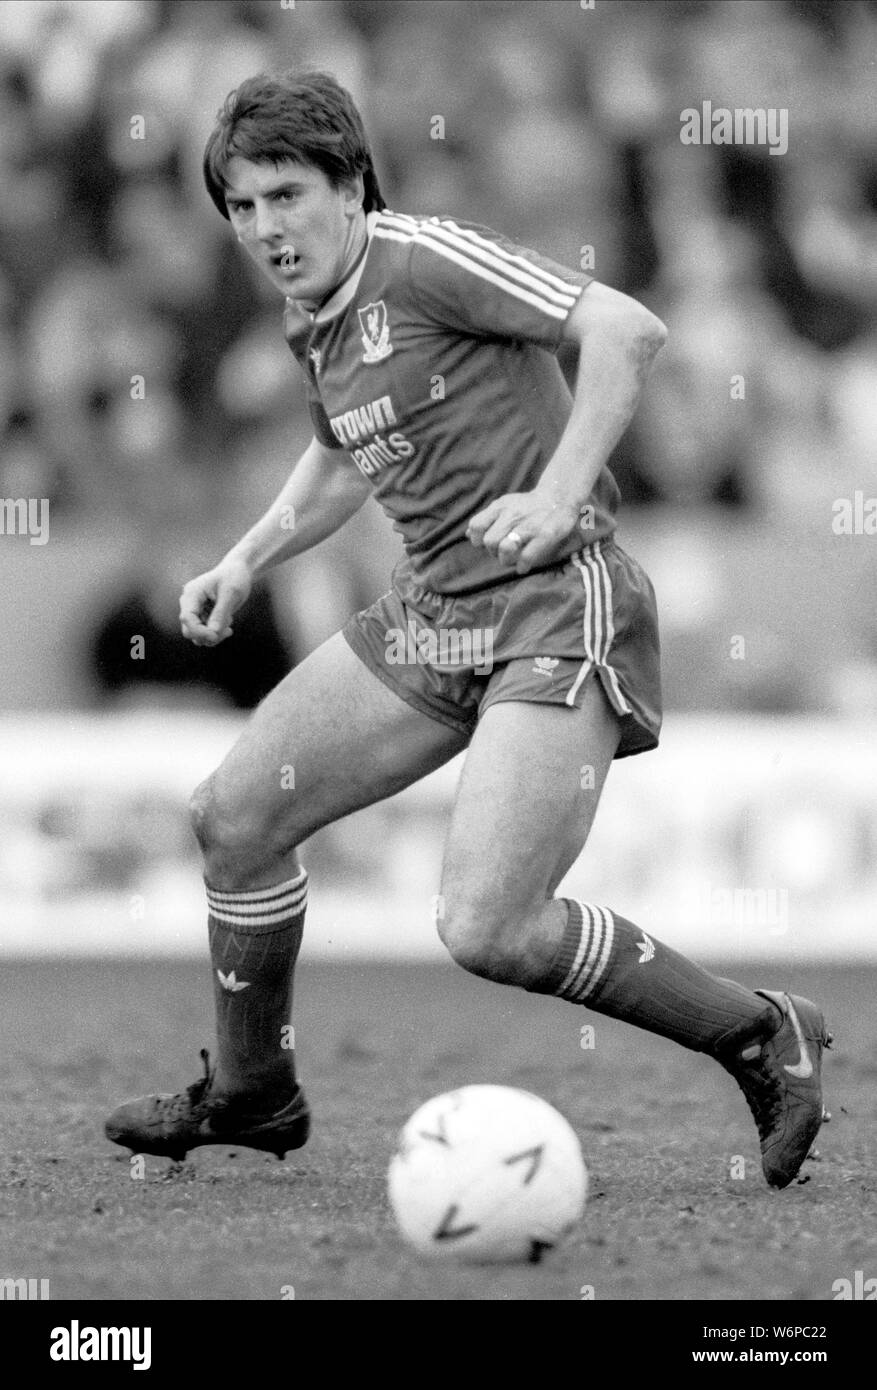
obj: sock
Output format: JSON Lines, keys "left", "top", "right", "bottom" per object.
{"left": 532, "top": 899, "right": 779, "bottom": 1054}
{"left": 206, "top": 870, "right": 308, "bottom": 1099}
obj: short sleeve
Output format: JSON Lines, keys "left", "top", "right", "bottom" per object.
{"left": 407, "top": 217, "right": 590, "bottom": 350}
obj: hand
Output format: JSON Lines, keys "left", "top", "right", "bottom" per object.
{"left": 179, "top": 555, "right": 254, "bottom": 647}
{"left": 465, "top": 491, "right": 581, "bottom": 574}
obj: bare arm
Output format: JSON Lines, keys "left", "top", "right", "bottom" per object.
{"left": 534, "top": 281, "right": 667, "bottom": 513}
{"left": 226, "top": 436, "right": 371, "bottom": 578}
{"left": 180, "top": 437, "right": 370, "bottom": 646}
{"left": 466, "top": 282, "right": 667, "bottom": 572}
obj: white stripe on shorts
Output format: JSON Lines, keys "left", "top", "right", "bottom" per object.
{"left": 567, "top": 545, "right": 632, "bottom": 715}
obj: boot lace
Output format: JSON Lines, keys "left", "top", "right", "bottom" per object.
{"left": 728, "top": 1053, "right": 783, "bottom": 1141}
{"left": 159, "top": 1048, "right": 214, "bottom": 1122}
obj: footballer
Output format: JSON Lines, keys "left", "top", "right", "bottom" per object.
{"left": 106, "top": 71, "right": 830, "bottom": 1189}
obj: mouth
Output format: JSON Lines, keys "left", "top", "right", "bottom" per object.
{"left": 270, "top": 249, "right": 301, "bottom": 274}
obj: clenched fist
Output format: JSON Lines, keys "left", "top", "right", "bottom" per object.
{"left": 179, "top": 555, "right": 254, "bottom": 647}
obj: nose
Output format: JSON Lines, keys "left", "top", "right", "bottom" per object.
{"left": 253, "top": 200, "right": 283, "bottom": 245}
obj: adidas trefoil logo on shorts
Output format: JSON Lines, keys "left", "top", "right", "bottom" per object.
{"left": 532, "top": 657, "right": 559, "bottom": 676}
{"left": 637, "top": 934, "right": 655, "bottom": 963}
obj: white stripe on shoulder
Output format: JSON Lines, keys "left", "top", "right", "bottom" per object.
{"left": 423, "top": 236, "right": 572, "bottom": 318}
{"left": 441, "top": 218, "right": 583, "bottom": 298}
{"left": 373, "top": 226, "right": 415, "bottom": 247}
{"left": 376, "top": 212, "right": 579, "bottom": 316}
{"left": 377, "top": 210, "right": 419, "bottom": 232}
{"left": 382, "top": 212, "right": 581, "bottom": 302}
{"left": 380, "top": 228, "right": 571, "bottom": 320}
{"left": 418, "top": 221, "right": 578, "bottom": 308}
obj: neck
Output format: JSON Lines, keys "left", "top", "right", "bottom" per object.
{"left": 302, "top": 214, "right": 369, "bottom": 316}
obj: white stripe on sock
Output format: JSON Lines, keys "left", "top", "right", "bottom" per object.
{"left": 573, "top": 905, "right": 616, "bottom": 999}
{"left": 205, "top": 870, "right": 307, "bottom": 904}
{"left": 560, "top": 902, "right": 604, "bottom": 998}
{"left": 206, "top": 903, "right": 306, "bottom": 929}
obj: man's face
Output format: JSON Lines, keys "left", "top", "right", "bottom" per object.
{"left": 224, "top": 156, "right": 363, "bottom": 305}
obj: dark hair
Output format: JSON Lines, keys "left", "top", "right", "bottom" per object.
{"left": 203, "top": 69, "right": 386, "bottom": 219}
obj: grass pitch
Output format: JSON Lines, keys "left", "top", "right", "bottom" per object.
{"left": 1, "top": 959, "right": 875, "bottom": 1301}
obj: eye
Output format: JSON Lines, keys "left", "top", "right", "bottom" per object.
{"left": 275, "top": 189, "right": 297, "bottom": 203}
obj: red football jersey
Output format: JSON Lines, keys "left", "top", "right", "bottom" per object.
{"left": 284, "top": 211, "right": 621, "bottom": 595}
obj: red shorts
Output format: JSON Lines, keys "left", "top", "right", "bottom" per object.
{"left": 341, "top": 538, "right": 662, "bottom": 758}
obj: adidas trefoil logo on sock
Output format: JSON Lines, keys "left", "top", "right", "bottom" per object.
{"left": 217, "top": 969, "right": 250, "bottom": 993}
{"left": 637, "top": 934, "right": 655, "bottom": 964}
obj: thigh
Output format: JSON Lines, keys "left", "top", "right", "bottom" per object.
{"left": 208, "top": 630, "right": 469, "bottom": 847}
{"left": 440, "top": 675, "right": 621, "bottom": 919}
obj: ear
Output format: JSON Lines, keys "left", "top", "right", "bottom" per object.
{"left": 341, "top": 172, "right": 365, "bottom": 216}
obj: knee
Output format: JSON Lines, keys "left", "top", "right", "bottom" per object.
{"left": 435, "top": 895, "right": 523, "bottom": 983}
{"left": 189, "top": 778, "right": 271, "bottom": 882}
{"left": 189, "top": 778, "right": 223, "bottom": 853}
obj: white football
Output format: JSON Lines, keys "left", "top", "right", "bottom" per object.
{"left": 387, "top": 1085, "right": 588, "bottom": 1263}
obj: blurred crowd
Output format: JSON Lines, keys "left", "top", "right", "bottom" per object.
{"left": 1, "top": 0, "right": 876, "bottom": 712}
